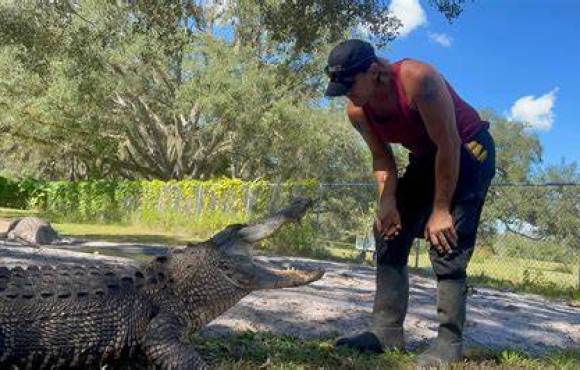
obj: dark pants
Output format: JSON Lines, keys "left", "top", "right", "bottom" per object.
{"left": 375, "top": 128, "right": 496, "bottom": 280}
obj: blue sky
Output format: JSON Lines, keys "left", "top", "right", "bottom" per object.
{"left": 375, "top": 0, "right": 579, "bottom": 166}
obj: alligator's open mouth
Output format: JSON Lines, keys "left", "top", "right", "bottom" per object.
{"left": 211, "top": 197, "right": 325, "bottom": 290}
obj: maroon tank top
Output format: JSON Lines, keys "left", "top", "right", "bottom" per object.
{"left": 362, "top": 59, "right": 489, "bottom": 157}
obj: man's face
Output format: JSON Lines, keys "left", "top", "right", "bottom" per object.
{"left": 346, "top": 69, "right": 376, "bottom": 107}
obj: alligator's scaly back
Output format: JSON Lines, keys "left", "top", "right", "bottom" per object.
{"left": 0, "top": 263, "right": 156, "bottom": 368}
{"left": 0, "top": 198, "right": 324, "bottom": 369}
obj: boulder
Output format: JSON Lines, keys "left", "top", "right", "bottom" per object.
{"left": 6, "top": 216, "right": 59, "bottom": 246}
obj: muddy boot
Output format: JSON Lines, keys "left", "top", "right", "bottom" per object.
{"left": 415, "top": 278, "right": 466, "bottom": 367}
{"left": 335, "top": 265, "right": 409, "bottom": 353}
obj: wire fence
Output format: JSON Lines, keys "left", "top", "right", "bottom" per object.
{"left": 118, "top": 180, "right": 577, "bottom": 292}
{"left": 20, "top": 179, "right": 577, "bottom": 293}
{"left": 107, "top": 180, "right": 577, "bottom": 292}
{"left": 305, "top": 182, "right": 579, "bottom": 292}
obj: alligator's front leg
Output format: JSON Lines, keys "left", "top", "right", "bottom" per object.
{"left": 142, "top": 313, "right": 207, "bottom": 370}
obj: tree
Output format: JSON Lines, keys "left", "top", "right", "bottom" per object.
{"left": 0, "top": 0, "right": 469, "bottom": 181}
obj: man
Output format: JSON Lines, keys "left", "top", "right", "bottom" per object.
{"left": 325, "top": 39, "right": 495, "bottom": 365}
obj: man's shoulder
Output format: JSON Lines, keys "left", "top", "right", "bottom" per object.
{"left": 397, "top": 59, "right": 442, "bottom": 98}
{"left": 398, "top": 58, "right": 435, "bottom": 78}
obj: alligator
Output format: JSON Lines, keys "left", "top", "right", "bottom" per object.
{"left": 0, "top": 198, "right": 324, "bottom": 369}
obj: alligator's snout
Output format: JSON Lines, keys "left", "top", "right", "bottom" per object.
{"left": 251, "top": 265, "right": 325, "bottom": 290}
{"left": 211, "top": 197, "right": 324, "bottom": 290}
{"left": 237, "top": 197, "right": 313, "bottom": 243}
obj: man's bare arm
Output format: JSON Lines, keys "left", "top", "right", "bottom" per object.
{"left": 347, "top": 102, "right": 402, "bottom": 238}
{"left": 346, "top": 102, "right": 398, "bottom": 201}
{"left": 404, "top": 61, "right": 460, "bottom": 252}
{"left": 408, "top": 63, "right": 460, "bottom": 212}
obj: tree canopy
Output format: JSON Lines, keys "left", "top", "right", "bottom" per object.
{"left": 0, "top": 0, "right": 468, "bottom": 181}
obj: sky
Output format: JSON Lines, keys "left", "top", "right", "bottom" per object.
{"left": 372, "top": 0, "right": 579, "bottom": 166}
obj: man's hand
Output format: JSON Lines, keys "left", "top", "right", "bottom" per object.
{"left": 376, "top": 197, "right": 402, "bottom": 240}
{"left": 424, "top": 209, "right": 457, "bottom": 254}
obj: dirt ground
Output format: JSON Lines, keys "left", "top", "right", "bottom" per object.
{"left": 1, "top": 240, "right": 578, "bottom": 355}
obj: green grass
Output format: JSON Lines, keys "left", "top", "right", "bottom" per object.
{"left": 0, "top": 207, "right": 39, "bottom": 218}
{"left": 410, "top": 247, "right": 579, "bottom": 301}
{"left": 191, "top": 331, "right": 580, "bottom": 369}
{"left": 191, "top": 332, "right": 410, "bottom": 369}
{"left": 322, "top": 240, "right": 579, "bottom": 301}
{"left": 55, "top": 222, "right": 193, "bottom": 246}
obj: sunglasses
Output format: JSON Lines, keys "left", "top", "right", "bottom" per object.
{"left": 324, "top": 66, "right": 357, "bottom": 85}
{"left": 324, "top": 55, "right": 376, "bottom": 84}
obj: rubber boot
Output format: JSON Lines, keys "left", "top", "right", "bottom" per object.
{"left": 335, "top": 265, "right": 409, "bottom": 353}
{"left": 415, "top": 278, "right": 466, "bottom": 367}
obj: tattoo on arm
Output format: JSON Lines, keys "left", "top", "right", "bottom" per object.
{"left": 419, "top": 75, "right": 440, "bottom": 101}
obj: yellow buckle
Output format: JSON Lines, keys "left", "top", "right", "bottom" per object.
{"left": 465, "top": 140, "right": 487, "bottom": 162}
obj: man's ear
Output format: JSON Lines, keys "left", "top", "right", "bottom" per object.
{"left": 367, "top": 62, "right": 382, "bottom": 82}
{"left": 368, "top": 62, "right": 380, "bottom": 74}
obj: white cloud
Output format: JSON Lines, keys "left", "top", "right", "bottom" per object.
{"left": 428, "top": 32, "right": 453, "bottom": 47}
{"left": 508, "top": 88, "right": 559, "bottom": 131}
{"left": 389, "top": 0, "right": 427, "bottom": 37}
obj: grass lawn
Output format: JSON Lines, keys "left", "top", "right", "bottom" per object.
{"left": 408, "top": 249, "right": 578, "bottom": 295}
{"left": 55, "top": 222, "right": 194, "bottom": 246}
{"left": 324, "top": 241, "right": 579, "bottom": 301}
{"left": 190, "top": 331, "right": 580, "bottom": 369}
{"left": 0, "top": 207, "right": 40, "bottom": 218}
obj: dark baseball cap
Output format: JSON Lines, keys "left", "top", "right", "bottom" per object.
{"left": 324, "top": 39, "right": 377, "bottom": 97}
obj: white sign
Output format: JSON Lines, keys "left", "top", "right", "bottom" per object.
{"left": 355, "top": 232, "right": 375, "bottom": 251}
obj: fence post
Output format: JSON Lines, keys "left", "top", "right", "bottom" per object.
{"left": 414, "top": 239, "right": 420, "bottom": 268}
{"left": 194, "top": 185, "right": 203, "bottom": 219}
{"left": 577, "top": 261, "right": 580, "bottom": 290}
{"left": 315, "top": 183, "right": 322, "bottom": 234}
{"left": 245, "top": 187, "right": 253, "bottom": 217}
